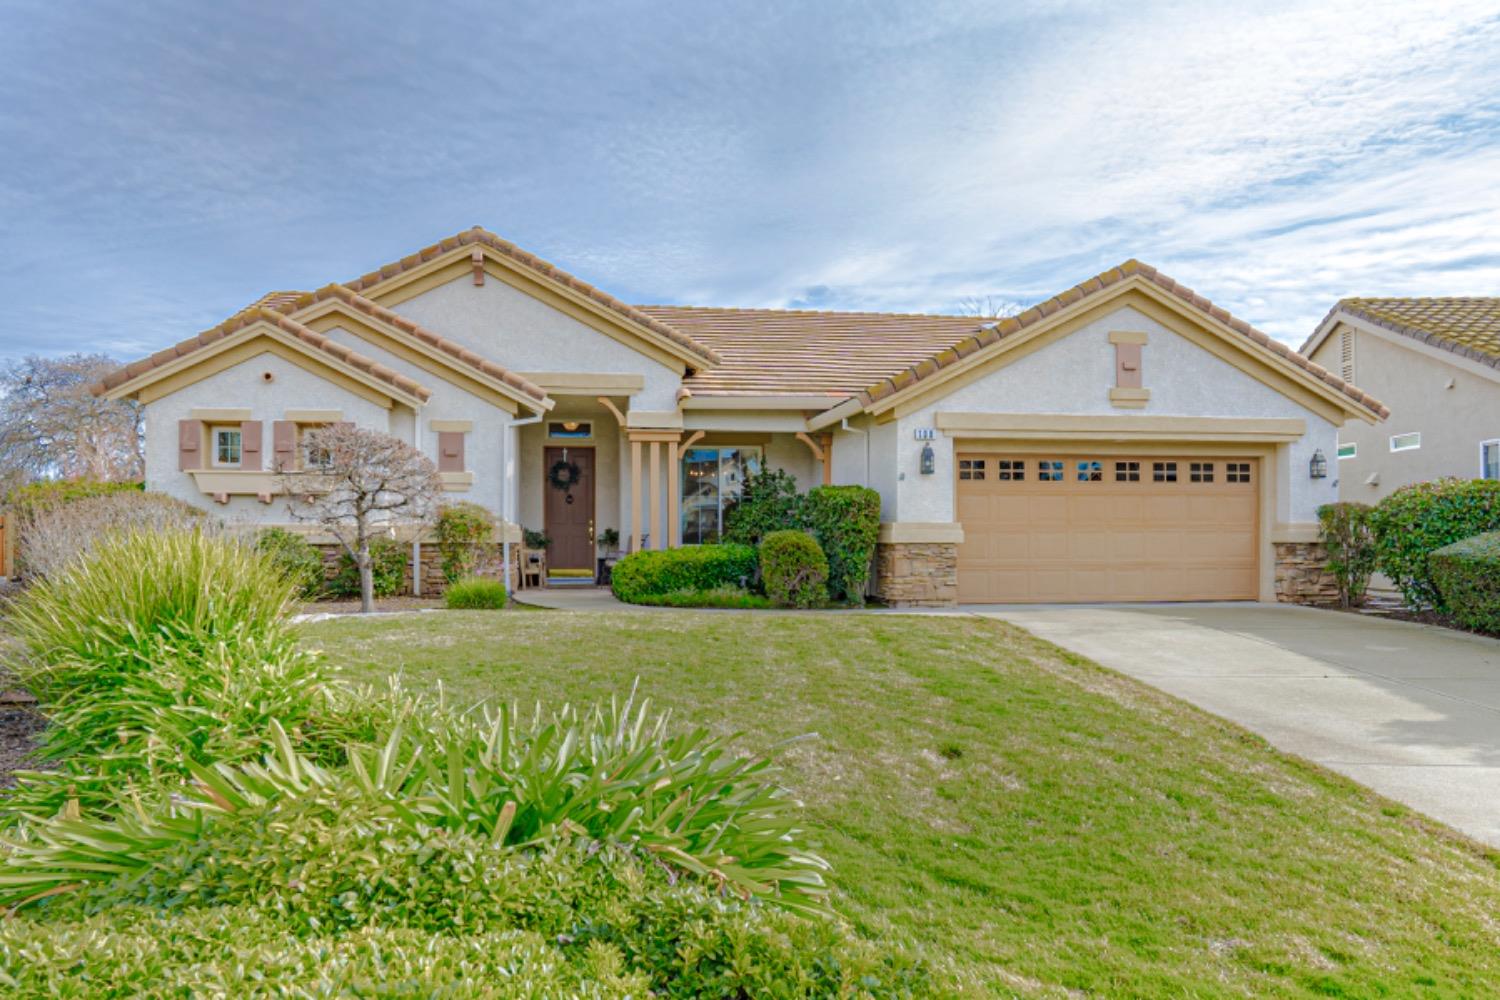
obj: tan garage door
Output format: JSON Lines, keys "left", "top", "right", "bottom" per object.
{"left": 956, "top": 454, "right": 1258, "bottom": 603}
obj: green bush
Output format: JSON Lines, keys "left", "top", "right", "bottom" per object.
{"left": 327, "top": 536, "right": 407, "bottom": 598}
{"left": 445, "top": 575, "right": 507, "bottom": 609}
{"left": 610, "top": 543, "right": 757, "bottom": 604}
{"left": 631, "top": 585, "right": 772, "bottom": 609}
{"left": 1370, "top": 479, "right": 1500, "bottom": 609}
{"left": 3, "top": 478, "right": 142, "bottom": 521}
{"left": 723, "top": 466, "right": 803, "bottom": 546}
{"left": 1430, "top": 531, "right": 1500, "bottom": 634}
{"left": 802, "top": 484, "right": 881, "bottom": 604}
{"left": 254, "top": 527, "right": 325, "bottom": 599}
{"left": 1, "top": 530, "right": 325, "bottom": 821}
{"left": 435, "top": 502, "right": 493, "bottom": 583}
{"left": 1317, "top": 502, "right": 1376, "bottom": 608}
{"left": 760, "top": 530, "right": 828, "bottom": 609}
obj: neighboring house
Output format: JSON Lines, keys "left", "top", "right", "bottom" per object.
{"left": 1303, "top": 298, "right": 1500, "bottom": 501}
{"left": 94, "top": 227, "right": 1386, "bottom": 606}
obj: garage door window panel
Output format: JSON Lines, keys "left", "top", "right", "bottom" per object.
{"left": 1152, "top": 461, "right": 1178, "bottom": 483}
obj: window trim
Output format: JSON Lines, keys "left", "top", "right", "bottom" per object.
{"left": 1337, "top": 442, "right": 1357, "bottom": 460}
{"left": 1482, "top": 439, "right": 1500, "bottom": 480}
{"left": 1390, "top": 432, "right": 1422, "bottom": 453}
{"left": 210, "top": 425, "right": 242, "bottom": 468}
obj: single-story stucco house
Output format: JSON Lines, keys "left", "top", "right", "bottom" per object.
{"left": 1302, "top": 297, "right": 1500, "bottom": 501}
{"left": 94, "top": 227, "right": 1387, "bottom": 606}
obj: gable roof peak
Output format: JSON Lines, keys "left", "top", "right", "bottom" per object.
{"left": 1318, "top": 296, "right": 1500, "bottom": 370}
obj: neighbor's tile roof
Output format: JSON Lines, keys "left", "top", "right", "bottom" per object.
{"left": 636, "top": 305, "right": 983, "bottom": 398}
{"left": 857, "top": 259, "right": 1389, "bottom": 419}
{"left": 286, "top": 285, "right": 549, "bottom": 404}
{"left": 92, "top": 307, "right": 431, "bottom": 403}
{"left": 345, "top": 227, "right": 722, "bottom": 367}
{"left": 1324, "top": 297, "right": 1500, "bottom": 370}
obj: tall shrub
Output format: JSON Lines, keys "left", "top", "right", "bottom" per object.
{"left": 760, "top": 530, "right": 828, "bottom": 609}
{"left": 435, "top": 502, "right": 493, "bottom": 583}
{"left": 802, "top": 485, "right": 881, "bottom": 605}
{"left": 723, "top": 467, "right": 803, "bottom": 546}
{"left": 1317, "top": 501, "right": 1376, "bottom": 609}
{"left": 254, "top": 527, "right": 325, "bottom": 599}
{"left": 1430, "top": 531, "right": 1500, "bottom": 634}
{"left": 328, "top": 537, "right": 408, "bottom": 599}
{"left": 1369, "top": 479, "right": 1500, "bottom": 609}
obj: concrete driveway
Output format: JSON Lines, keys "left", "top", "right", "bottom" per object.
{"left": 975, "top": 603, "right": 1500, "bottom": 848}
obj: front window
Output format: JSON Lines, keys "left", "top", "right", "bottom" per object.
{"left": 1483, "top": 440, "right": 1500, "bottom": 480}
{"left": 1390, "top": 432, "right": 1421, "bottom": 452}
{"left": 681, "top": 446, "right": 762, "bottom": 544}
{"left": 1337, "top": 442, "right": 1357, "bottom": 460}
{"left": 212, "top": 427, "right": 241, "bottom": 467}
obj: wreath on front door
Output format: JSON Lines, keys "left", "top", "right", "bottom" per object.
{"left": 548, "top": 458, "right": 583, "bottom": 492}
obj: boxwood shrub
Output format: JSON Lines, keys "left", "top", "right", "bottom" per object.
{"left": 1370, "top": 478, "right": 1500, "bottom": 609}
{"left": 610, "top": 543, "right": 756, "bottom": 604}
{"left": 1430, "top": 531, "right": 1500, "bottom": 634}
{"left": 760, "top": 530, "right": 828, "bottom": 609}
{"left": 803, "top": 484, "right": 881, "bottom": 605}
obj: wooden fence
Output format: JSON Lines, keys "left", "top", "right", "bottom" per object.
{"left": 0, "top": 514, "right": 11, "bottom": 579}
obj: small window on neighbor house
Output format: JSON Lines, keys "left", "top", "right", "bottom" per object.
{"left": 1115, "top": 461, "right": 1141, "bottom": 482}
{"left": 959, "top": 459, "right": 986, "bottom": 481}
{"left": 1190, "top": 462, "right": 1214, "bottom": 483}
{"left": 1483, "top": 440, "right": 1500, "bottom": 480}
{"left": 1390, "top": 432, "right": 1421, "bottom": 452}
{"left": 212, "top": 427, "right": 241, "bottom": 467}
{"left": 1038, "top": 460, "right": 1064, "bottom": 482}
{"left": 548, "top": 421, "right": 592, "bottom": 439}
{"left": 1152, "top": 461, "right": 1177, "bottom": 483}
{"left": 1226, "top": 462, "right": 1252, "bottom": 484}
{"left": 996, "top": 459, "right": 1025, "bottom": 481}
{"left": 1076, "top": 460, "right": 1102, "bottom": 482}
{"left": 1337, "top": 442, "right": 1357, "bottom": 460}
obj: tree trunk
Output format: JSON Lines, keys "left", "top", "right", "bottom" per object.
{"left": 358, "top": 542, "right": 374, "bottom": 613}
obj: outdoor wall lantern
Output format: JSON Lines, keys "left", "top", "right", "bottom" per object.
{"left": 919, "top": 443, "right": 936, "bottom": 475}
{"left": 1309, "top": 449, "right": 1328, "bottom": 479}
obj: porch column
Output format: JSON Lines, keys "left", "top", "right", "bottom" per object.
{"left": 649, "top": 440, "right": 663, "bottom": 550}
{"left": 667, "top": 434, "right": 681, "bottom": 547}
{"left": 630, "top": 436, "right": 643, "bottom": 553}
{"left": 822, "top": 432, "right": 833, "bottom": 485}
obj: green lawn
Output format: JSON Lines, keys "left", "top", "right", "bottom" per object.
{"left": 304, "top": 609, "right": 1500, "bottom": 998}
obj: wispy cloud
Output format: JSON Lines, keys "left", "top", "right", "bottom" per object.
{"left": 0, "top": 0, "right": 1496, "bottom": 358}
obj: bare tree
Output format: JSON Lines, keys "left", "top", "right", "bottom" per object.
{"left": 955, "top": 295, "right": 1024, "bottom": 321}
{"left": 0, "top": 354, "right": 144, "bottom": 492}
{"left": 278, "top": 424, "right": 442, "bottom": 613}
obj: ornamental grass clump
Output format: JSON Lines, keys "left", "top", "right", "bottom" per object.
{"left": 444, "top": 575, "right": 507, "bottom": 609}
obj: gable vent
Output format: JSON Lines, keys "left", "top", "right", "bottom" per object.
{"left": 1339, "top": 327, "right": 1355, "bottom": 384}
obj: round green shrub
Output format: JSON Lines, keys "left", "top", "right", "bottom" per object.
{"left": 802, "top": 484, "right": 881, "bottom": 605}
{"left": 328, "top": 536, "right": 408, "bottom": 599}
{"left": 1430, "top": 531, "right": 1500, "bottom": 634}
{"left": 435, "top": 502, "right": 493, "bottom": 583}
{"left": 1370, "top": 479, "right": 1500, "bottom": 609}
{"left": 610, "top": 543, "right": 757, "bottom": 604}
{"left": 445, "top": 575, "right": 507, "bottom": 609}
{"left": 760, "top": 530, "right": 828, "bottom": 609}
{"left": 254, "top": 526, "right": 326, "bottom": 599}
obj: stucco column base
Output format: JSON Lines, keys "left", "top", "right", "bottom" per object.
{"left": 1273, "top": 541, "right": 1339, "bottom": 605}
{"left": 875, "top": 541, "right": 959, "bottom": 608}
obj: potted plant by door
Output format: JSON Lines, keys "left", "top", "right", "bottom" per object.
{"left": 596, "top": 527, "right": 620, "bottom": 585}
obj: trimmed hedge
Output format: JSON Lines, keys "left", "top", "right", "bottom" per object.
{"left": 1430, "top": 531, "right": 1500, "bottom": 634}
{"left": 760, "top": 530, "right": 828, "bottom": 609}
{"left": 3, "top": 478, "right": 142, "bottom": 520}
{"left": 803, "top": 485, "right": 881, "bottom": 605}
{"left": 610, "top": 544, "right": 757, "bottom": 604}
{"left": 328, "top": 536, "right": 408, "bottom": 599}
{"left": 1370, "top": 479, "right": 1500, "bottom": 609}
{"left": 445, "top": 575, "right": 508, "bottom": 609}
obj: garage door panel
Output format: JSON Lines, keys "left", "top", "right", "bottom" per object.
{"left": 956, "top": 453, "right": 1258, "bottom": 603}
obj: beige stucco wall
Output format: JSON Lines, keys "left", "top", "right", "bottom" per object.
{"left": 1309, "top": 320, "right": 1500, "bottom": 502}
{"left": 141, "top": 351, "right": 392, "bottom": 526}
{"left": 868, "top": 303, "right": 1341, "bottom": 527}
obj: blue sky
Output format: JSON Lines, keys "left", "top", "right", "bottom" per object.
{"left": 2, "top": 0, "right": 1498, "bottom": 360}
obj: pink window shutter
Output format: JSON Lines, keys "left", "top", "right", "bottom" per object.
{"left": 437, "top": 431, "right": 465, "bottom": 472}
{"left": 178, "top": 420, "right": 203, "bottom": 471}
{"left": 272, "top": 421, "right": 297, "bottom": 470}
{"left": 240, "top": 420, "right": 263, "bottom": 470}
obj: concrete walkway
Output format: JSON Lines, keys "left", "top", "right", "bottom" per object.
{"left": 977, "top": 603, "right": 1500, "bottom": 848}
{"left": 511, "top": 586, "right": 628, "bottom": 611}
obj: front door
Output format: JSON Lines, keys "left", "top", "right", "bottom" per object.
{"left": 543, "top": 446, "right": 595, "bottom": 572}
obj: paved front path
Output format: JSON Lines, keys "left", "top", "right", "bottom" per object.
{"left": 977, "top": 603, "right": 1500, "bottom": 848}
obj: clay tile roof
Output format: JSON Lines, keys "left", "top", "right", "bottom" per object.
{"left": 285, "top": 285, "right": 549, "bottom": 404}
{"left": 1315, "top": 297, "right": 1500, "bottom": 371}
{"left": 633, "top": 305, "right": 983, "bottom": 398}
{"left": 344, "top": 226, "right": 722, "bottom": 368}
{"left": 856, "top": 259, "right": 1389, "bottom": 420}
{"left": 91, "top": 307, "right": 431, "bottom": 403}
